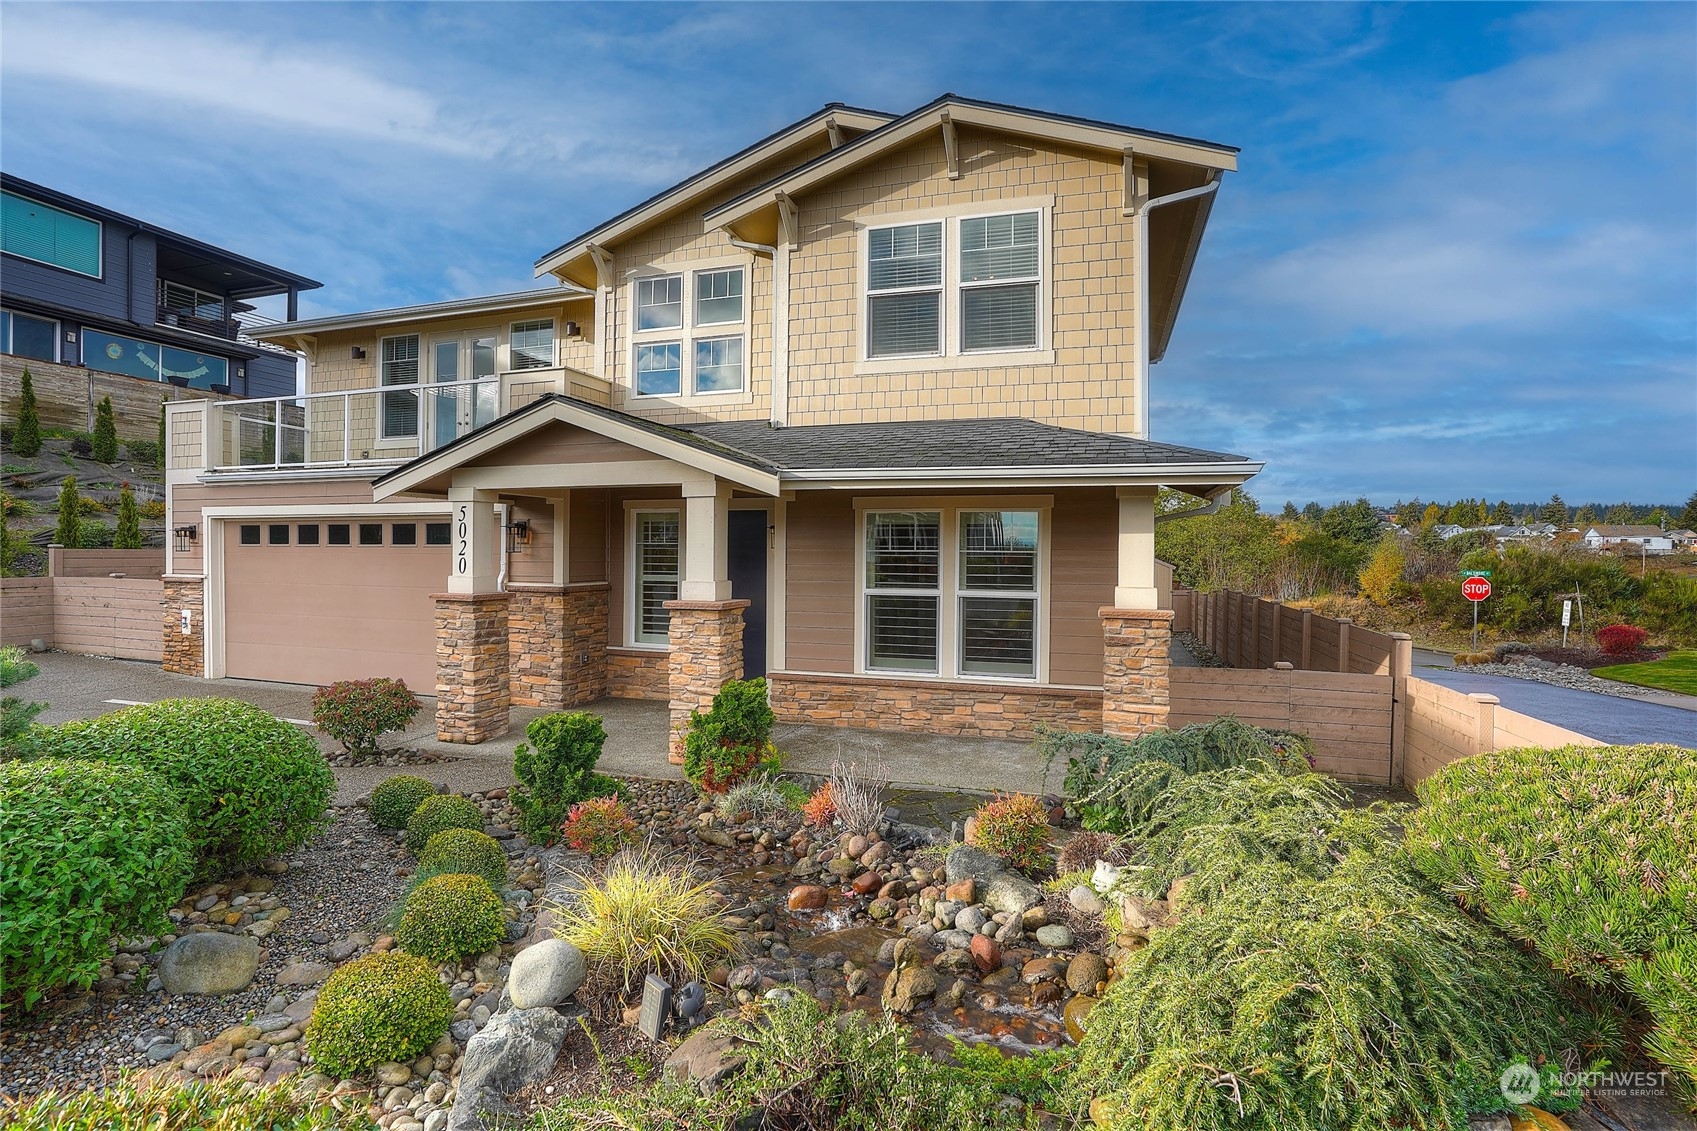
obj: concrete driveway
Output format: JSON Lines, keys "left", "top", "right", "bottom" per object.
{"left": 1415, "top": 665, "right": 1696, "bottom": 748}
{"left": 25, "top": 652, "right": 1053, "bottom": 804}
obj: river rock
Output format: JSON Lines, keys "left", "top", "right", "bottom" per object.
{"left": 969, "top": 934, "right": 1002, "bottom": 974}
{"left": 449, "top": 1007, "right": 576, "bottom": 1131}
{"left": 507, "top": 938, "right": 586, "bottom": 1009}
{"left": 1035, "top": 924, "right": 1074, "bottom": 949}
{"left": 955, "top": 906, "right": 989, "bottom": 933}
{"left": 944, "top": 846, "right": 1003, "bottom": 886}
{"left": 944, "top": 878, "right": 976, "bottom": 903}
{"left": 1021, "top": 957, "right": 1064, "bottom": 984}
{"left": 983, "top": 872, "right": 1043, "bottom": 915}
{"left": 788, "top": 885, "right": 827, "bottom": 911}
{"left": 1118, "top": 895, "right": 1173, "bottom": 938}
{"left": 375, "top": 1061, "right": 412, "bottom": 1086}
{"left": 850, "top": 870, "right": 882, "bottom": 896}
{"left": 275, "top": 961, "right": 330, "bottom": 987}
{"left": 1066, "top": 953, "right": 1108, "bottom": 994}
{"left": 934, "top": 948, "right": 975, "bottom": 976}
{"left": 935, "top": 929, "right": 975, "bottom": 950}
{"left": 664, "top": 1029, "right": 747, "bottom": 1095}
{"left": 1064, "top": 994, "right": 1098, "bottom": 1043}
{"left": 158, "top": 933, "right": 259, "bottom": 995}
{"left": 881, "top": 940, "right": 938, "bottom": 1013}
{"left": 1068, "top": 885, "right": 1105, "bottom": 915}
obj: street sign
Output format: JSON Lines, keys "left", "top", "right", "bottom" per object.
{"left": 1462, "top": 576, "right": 1492, "bottom": 602}
{"left": 1561, "top": 600, "right": 1572, "bottom": 627}
{"left": 1463, "top": 569, "right": 1493, "bottom": 578}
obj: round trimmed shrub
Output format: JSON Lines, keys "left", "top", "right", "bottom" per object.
{"left": 1, "top": 759, "right": 192, "bottom": 1008}
{"left": 370, "top": 774, "right": 438, "bottom": 831}
{"left": 396, "top": 873, "right": 506, "bottom": 964}
{"left": 34, "top": 699, "right": 331, "bottom": 880}
{"left": 418, "top": 828, "right": 507, "bottom": 890}
{"left": 405, "top": 794, "right": 485, "bottom": 854}
{"left": 967, "top": 793, "right": 1051, "bottom": 873}
{"left": 304, "top": 951, "right": 452, "bottom": 1078}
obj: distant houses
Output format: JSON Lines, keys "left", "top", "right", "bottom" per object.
{"left": 1426, "top": 522, "right": 1558, "bottom": 548}
{"left": 1581, "top": 524, "right": 1676, "bottom": 555}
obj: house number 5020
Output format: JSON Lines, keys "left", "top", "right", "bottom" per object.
{"left": 455, "top": 505, "right": 470, "bottom": 575}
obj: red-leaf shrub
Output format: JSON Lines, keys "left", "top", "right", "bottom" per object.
{"left": 562, "top": 796, "right": 639, "bottom": 857}
{"left": 312, "top": 678, "right": 422, "bottom": 756}
{"left": 801, "top": 782, "right": 836, "bottom": 829}
{"left": 967, "top": 793, "right": 1052, "bottom": 873}
{"left": 1595, "top": 624, "right": 1649, "bottom": 657}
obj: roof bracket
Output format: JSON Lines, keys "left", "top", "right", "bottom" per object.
{"left": 776, "top": 193, "right": 799, "bottom": 251}
{"left": 1123, "top": 148, "right": 1149, "bottom": 215}
{"left": 941, "top": 112, "right": 960, "bottom": 180}
{"left": 587, "top": 243, "right": 614, "bottom": 290}
{"left": 825, "top": 116, "right": 844, "bottom": 149}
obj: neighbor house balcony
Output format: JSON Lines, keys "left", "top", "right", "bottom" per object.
{"left": 165, "top": 365, "right": 612, "bottom": 475}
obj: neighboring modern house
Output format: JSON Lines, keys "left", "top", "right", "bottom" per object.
{"left": 163, "top": 94, "right": 1260, "bottom": 754}
{"left": 1581, "top": 525, "right": 1675, "bottom": 555}
{"left": 1, "top": 174, "right": 320, "bottom": 398}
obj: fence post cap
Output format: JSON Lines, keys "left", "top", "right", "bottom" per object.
{"left": 1387, "top": 631, "right": 1413, "bottom": 640}
{"left": 1466, "top": 693, "right": 1501, "bottom": 705}
{"left": 1335, "top": 617, "right": 1353, "bottom": 624}
{"left": 1272, "top": 661, "right": 1294, "bottom": 671}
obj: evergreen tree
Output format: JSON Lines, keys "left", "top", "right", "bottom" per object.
{"left": 12, "top": 368, "right": 41, "bottom": 458}
{"left": 1301, "top": 501, "right": 1323, "bottom": 523}
{"left": 1647, "top": 507, "right": 1669, "bottom": 529}
{"left": 1280, "top": 501, "right": 1300, "bottom": 521}
{"left": 54, "top": 476, "right": 82, "bottom": 549}
{"left": 158, "top": 396, "right": 167, "bottom": 465}
{"left": 1574, "top": 505, "right": 1597, "bottom": 526}
{"left": 1539, "top": 494, "right": 1568, "bottom": 526}
{"left": 91, "top": 396, "right": 118, "bottom": 463}
{"left": 1492, "top": 500, "right": 1514, "bottom": 525}
{"left": 1445, "top": 500, "right": 1473, "bottom": 526}
{"left": 1682, "top": 491, "right": 1697, "bottom": 531}
{"left": 114, "top": 483, "right": 142, "bottom": 549}
{"left": 1321, "top": 497, "right": 1383, "bottom": 546}
{"left": 1605, "top": 503, "right": 1635, "bottom": 524}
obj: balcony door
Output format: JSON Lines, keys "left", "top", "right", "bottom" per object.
{"left": 430, "top": 332, "right": 498, "bottom": 450}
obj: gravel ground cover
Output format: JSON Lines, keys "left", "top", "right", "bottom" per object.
{"left": 1453, "top": 659, "right": 1680, "bottom": 699}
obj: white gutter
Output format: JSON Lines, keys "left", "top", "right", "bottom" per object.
{"left": 1133, "top": 175, "right": 1220, "bottom": 440}
{"left": 728, "top": 237, "right": 787, "bottom": 427}
{"left": 1155, "top": 492, "right": 1227, "bottom": 523}
{"left": 496, "top": 503, "right": 511, "bottom": 593}
{"left": 778, "top": 460, "right": 1260, "bottom": 484}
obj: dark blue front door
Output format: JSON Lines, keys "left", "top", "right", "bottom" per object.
{"left": 728, "top": 509, "right": 768, "bottom": 678}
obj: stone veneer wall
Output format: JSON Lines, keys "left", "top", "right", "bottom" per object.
{"left": 768, "top": 672, "right": 1102, "bottom": 739}
{"left": 161, "top": 576, "right": 204, "bottom": 676}
{"left": 606, "top": 650, "right": 668, "bottom": 700}
{"left": 434, "top": 593, "right": 511, "bottom": 744}
{"left": 507, "top": 583, "right": 609, "bottom": 710}
{"left": 1100, "top": 607, "right": 1173, "bottom": 738}
{"left": 663, "top": 599, "right": 748, "bottom": 762}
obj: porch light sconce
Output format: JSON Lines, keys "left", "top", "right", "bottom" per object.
{"left": 173, "top": 524, "right": 197, "bottom": 553}
{"left": 504, "top": 520, "right": 530, "bottom": 553}
{"left": 351, "top": 346, "right": 367, "bottom": 360}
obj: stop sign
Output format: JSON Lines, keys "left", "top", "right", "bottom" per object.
{"left": 1462, "top": 576, "right": 1492, "bottom": 602}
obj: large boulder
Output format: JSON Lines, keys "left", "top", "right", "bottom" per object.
{"left": 506, "top": 939, "right": 585, "bottom": 1010}
{"left": 448, "top": 1007, "right": 575, "bottom": 1131}
{"left": 944, "top": 846, "right": 1003, "bottom": 887}
{"left": 663, "top": 1029, "right": 747, "bottom": 1095}
{"left": 982, "top": 871, "right": 1044, "bottom": 915}
{"left": 881, "top": 939, "right": 938, "bottom": 1014}
{"left": 158, "top": 933, "right": 259, "bottom": 995}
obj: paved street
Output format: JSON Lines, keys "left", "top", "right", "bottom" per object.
{"left": 1415, "top": 665, "right": 1697, "bottom": 748}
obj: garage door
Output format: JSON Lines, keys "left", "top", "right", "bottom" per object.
{"left": 223, "top": 518, "right": 447, "bottom": 690}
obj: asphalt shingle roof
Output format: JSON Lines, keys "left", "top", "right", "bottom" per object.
{"left": 683, "top": 417, "right": 1249, "bottom": 471}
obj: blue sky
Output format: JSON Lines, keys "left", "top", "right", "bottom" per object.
{"left": 2, "top": 2, "right": 1692, "bottom": 506}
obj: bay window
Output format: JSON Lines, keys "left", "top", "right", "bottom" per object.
{"left": 862, "top": 504, "right": 1043, "bottom": 680}
{"left": 633, "top": 510, "right": 681, "bottom": 646}
{"left": 630, "top": 264, "right": 746, "bottom": 398}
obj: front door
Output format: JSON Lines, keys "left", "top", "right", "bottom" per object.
{"left": 727, "top": 509, "right": 769, "bottom": 678}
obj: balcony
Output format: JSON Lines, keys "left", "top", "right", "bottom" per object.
{"left": 156, "top": 301, "right": 240, "bottom": 341}
{"left": 168, "top": 366, "right": 612, "bottom": 474}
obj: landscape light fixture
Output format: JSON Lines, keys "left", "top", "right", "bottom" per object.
{"left": 173, "top": 524, "right": 197, "bottom": 552}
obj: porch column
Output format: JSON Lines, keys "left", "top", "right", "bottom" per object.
{"left": 434, "top": 488, "right": 509, "bottom": 743}
{"left": 665, "top": 479, "right": 746, "bottom": 762}
{"left": 1101, "top": 487, "right": 1171, "bottom": 738}
{"left": 509, "top": 582, "right": 609, "bottom": 709}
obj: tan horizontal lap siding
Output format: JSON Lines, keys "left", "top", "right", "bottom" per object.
{"left": 462, "top": 423, "right": 656, "bottom": 467}
{"left": 568, "top": 490, "right": 609, "bottom": 585}
{"left": 169, "top": 478, "right": 387, "bottom": 576}
{"left": 52, "top": 577, "right": 163, "bottom": 661}
{"left": 1049, "top": 489, "right": 1115, "bottom": 686}
{"left": 784, "top": 493, "right": 855, "bottom": 673}
{"left": 1170, "top": 667, "right": 1394, "bottom": 783}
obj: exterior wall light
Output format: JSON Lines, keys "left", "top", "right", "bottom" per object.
{"left": 173, "top": 524, "right": 197, "bottom": 552}
{"left": 351, "top": 346, "right": 367, "bottom": 360}
{"left": 504, "top": 520, "right": 530, "bottom": 553}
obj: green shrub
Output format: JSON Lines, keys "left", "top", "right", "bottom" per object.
{"left": 53, "top": 476, "right": 80, "bottom": 549}
{"left": 123, "top": 438, "right": 162, "bottom": 467}
{"left": 0, "top": 759, "right": 192, "bottom": 1008}
{"left": 91, "top": 396, "right": 117, "bottom": 463}
{"left": 561, "top": 795, "right": 639, "bottom": 857}
{"left": 1071, "top": 853, "right": 1592, "bottom": 1131}
{"left": 0, "top": 1072, "right": 373, "bottom": 1130}
{"left": 112, "top": 484, "right": 141, "bottom": 549}
{"left": 533, "top": 993, "right": 1052, "bottom": 1130}
{"left": 303, "top": 951, "right": 452, "bottom": 1078}
{"left": 1041, "top": 716, "right": 1314, "bottom": 833}
{"left": 1407, "top": 743, "right": 1697, "bottom": 1099}
{"left": 511, "top": 711, "right": 623, "bottom": 843}
{"left": 683, "top": 677, "right": 778, "bottom": 793}
{"left": 714, "top": 776, "right": 794, "bottom": 819}
{"left": 11, "top": 368, "right": 41, "bottom": 458}
{"left": 312, "top": 677, "right": 422, "bottom": 757}
{"left": 32, "top": 699, "right": 331, "bottom": 880}
{"left": 0, "top": 645, "right": 38, "bottom": 688}
{"left": 966, "top": 792, "right": 1051, "bottom": 873}
{"left": 405, "top": 793, "right": 485, "bottom": 854}
{"left": 396, "top": 873, "right": 506, "bottom": 964}
{"left": 418, "top": 827, "right": 508, "bottom": 890}
{"left": 369, "top": 774, "right": 437, "bottom": 830}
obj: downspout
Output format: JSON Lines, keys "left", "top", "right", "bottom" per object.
{"left": 496, "top": 503, "right": 511, "bottom": 593}
{"left": 1154, "top": 492, "right": 1226, "bottom": 524}
{"left": 728, "top": 238, "right": 785, "bottom": 427}
{"left": 1133, "top": 176, "right": 1219, "bottom": 440}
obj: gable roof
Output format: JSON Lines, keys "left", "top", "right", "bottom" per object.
{"left": 533, "top": 103, "right": 893, "bottom": 281}
{"left": 247, "top": 286, "right": 591, "bottom": 348}
{"left": 1585, "top": 524, "right": 1669, "bottom": 538}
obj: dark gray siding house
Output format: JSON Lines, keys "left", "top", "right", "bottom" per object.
{"left": 0, "top": 174, "right": 321, "bottom": 398}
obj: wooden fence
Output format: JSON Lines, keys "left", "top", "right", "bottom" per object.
{"left": 1399, "top": 675, "right": 1603, "bottom": 787}
{"left": 0, "top": 548, "right": 163, "bottom": 660}
{"left": 1, "top": 356, "right": 236, "bottom": 443}
{"left": 1174, "top": 588, "right": 1395, "bottom": 675}
{"left": 1171, "top": 666, "right": 1395, "bottom": 782}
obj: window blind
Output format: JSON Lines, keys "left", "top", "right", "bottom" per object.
{"left": 867, "top": 222, "right": 942, "bottom": 357}
{"left": 510, "top": 320, "right": 554, "bottom": 370}
{"left": 636, "top": 513, "right": 680, "bottom": 645}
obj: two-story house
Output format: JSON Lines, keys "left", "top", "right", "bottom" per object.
{"left": 162, "top": 95, "right": 1261, "bottom": 755}
{"left": 1, "top": 174, "right": 319, "bottom": 401}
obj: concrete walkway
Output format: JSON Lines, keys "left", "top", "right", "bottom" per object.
{"left": 1415, "top": 664, "right": 1697, "bottom": 748}
{"left": 26, "top": 652, "right": 1058, "bottom": 804}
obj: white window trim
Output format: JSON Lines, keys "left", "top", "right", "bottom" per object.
{"left": 853, "top": 495, "right": 1052, "bottom": 684}
{"left": 378, "top": 333, "right": 423, "bottom": 444}
{"left": 627, "top": 257, "right": 753, "bottom": 405}
{"left": 508, "top": 318, "right": 556, "bottom": 371}
{"left": 853, "top": 197, "right": 1056, "bottom": 377}
{"left": 625, "top": 502, "right": 683, "bottom": 650}
{"left": 1, "top": 307, "right": 60, "bottom": 364}
{"left": 1, "top": 190, "right": 104, "bottom": 280}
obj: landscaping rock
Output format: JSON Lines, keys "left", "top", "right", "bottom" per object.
{"left": 955, "top": 905, "right": 989, "bottom": 933}
{"left": 944, "top": 846, "right": 1003, "bottom": 887}
{"left": 1064, "top": 994, "right": 1098, "bottom": 1043}
{"left": 983, "top": 872, "right": 1043, "bottom": 915}
{"left": 506, "top": 938, "right": 585, "bottom": 1009}
{"left": 275, "top": 961, "right": 330, "bottom": 987}
{"left": 1068, "top": 885, "right": 1105, "bottom": 915}
{"left": 664, "top": 1029, "right": 747, "bottom": 1095}
{"left": 1035, "top": 924, "right": 1075, "bottom": 949}
{"left": 449, "top": 1007, "right": 577, "bottom": 1131}
{"left": 970, "top": 934, "right": 1002, "bottom": 974}
{"left": 881, "top": 940, "right": 938, "bottom": 1014}
{"left": 945, "top": 879, "right": 976, "bottom": 903}
{"left": 1119, "top": 895, "right": 1172, "bottom": 938}
{"left": 157, "top": 933, "right": 259, "bottom": 996}
{"left": 1066, "top": 953, "right": 1108, "bottom": 994}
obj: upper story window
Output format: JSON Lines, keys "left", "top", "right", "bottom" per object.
{"left": 1, "top": 309, "right": 58, "bottom": 363}
{"left": 380, "top": 334, "right": 421, "bottom": 439}
{"left": 1, "top": 190, "right": 101, "bottom": 278}
{"left": 630, "top": 265, "right": 746, "bottom": 398}
{"left": 864, "top": 210, "right": 1044, "bottom": 360}
{"left": 510, "top": 319, "right": 555, "bottom": 369}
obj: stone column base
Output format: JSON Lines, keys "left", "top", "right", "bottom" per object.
{"left": 1100, "top": 606, "right": 1174, "bottom": 739}
{"left": 434, "top": 592, "right": 511, "bottom": 744}
{"left": 664, "top": 599, "right": 749, "bottom": 764}
{"left": 161, "top": 576, "right": 205, "bottom": 676}
{"left": 508, "top": 583, "right": 610, "bottom": 709}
